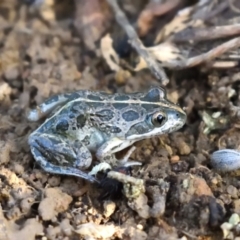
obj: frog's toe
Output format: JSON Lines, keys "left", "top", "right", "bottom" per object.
{"left": 89, "top": 162, "right": 112, "bottom": 176}
{"left": 117, "top": 146, "right": 142, "bottom": 167}
{"left": 120, "top": 161, "right": 142, "bottom": 167}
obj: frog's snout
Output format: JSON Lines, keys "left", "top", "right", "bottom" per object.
{"left": 168, "top": 109, "right": 186, "bottom": 130}
{"left": 177, "top": 110, "right": 187, "bottom": 123}
{"left": 171, "top": 109, "right": 186, "bottom": 122}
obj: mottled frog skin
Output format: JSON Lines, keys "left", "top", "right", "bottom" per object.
{"left": 28, "top": 87, "right": 186, "bottom": 183}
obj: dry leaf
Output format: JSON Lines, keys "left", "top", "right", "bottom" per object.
{"left": 100, "top": 33, "right": 121, "bottom": 71}
{"left": 134, "top": 42, "right": 184, "bottom": 72}
{"left": 137, "top": 0, "right": 182, "bottom": 36}
{"left": 155, "top": 6, "right": 203, "bottom": 43}
{"left": 74, "top": 0, "right": 112, "bottom": 50}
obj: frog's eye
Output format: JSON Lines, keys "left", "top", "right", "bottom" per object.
{"left": 152, "top": 112, "right": 167, "bottom": 126}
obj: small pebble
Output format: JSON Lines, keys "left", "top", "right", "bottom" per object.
{"left": 12, "top": 163, "right": 24, "bottom": 175}
{"left": 143, "top": 148, "right": 152, "bottom": 157}
{"left": 211, "top": 149, "right": 240, "bottom": 171}
{"left": 48, "top": 176, "right": 61, "bottom": 187}
{"left": 233, "top": 199, "right": 240, "bottom": 215}
{"left": 221, "top": 222, "right": 234, "bottom": 239}
{"left": 227, "top": 185, "right": 238, "bottom": 199}
{"left": 170, "top": 155, "right": 180, "bottom": 164}
{"left": 211, "top": 177, "right": 220, "bottom": 185}
{"left": 60, "top": 219, "right": 73, "bottom": 236}
{"left": 103, "top": 201, "right": 116, "bottom": 218}
{"left": 229, "top": 213, "right": 240, "bottom": 225}
{"left": 115, "top": 70, "right": 131, "bottom": 85}
{"left": 179, "top": 142, "right": 191, "bottom": 155}
{"left": 4, "top": 66, "right": 19, "bottom": 81}
{"left": 137, "top": 224, "right": 143, "bottom": 230}
{"left": 75, "top": 213, "right": 87, "bottom": 224}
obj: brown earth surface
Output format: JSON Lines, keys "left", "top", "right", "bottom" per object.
{"left": 0, "top": 1, "right": 240, "bottom": 240}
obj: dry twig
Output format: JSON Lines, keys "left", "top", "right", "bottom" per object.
{"left": 165, "top": 37, "right": 240, "bottom": 69}
{"left": 228, "top": 0, "right": 240, "bottom": 14}
{"left": 137, "top": 0, "right": 183, "bottom": 36}
{"left": 106, "top": 0, "right": 169, "bottom": 85}
{"left": 171, "top": 24, "right": 240, "bottom": 42}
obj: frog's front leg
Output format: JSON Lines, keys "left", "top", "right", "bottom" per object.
{"left": 95, "top": 137, "right": 141, "bottom": 168}
{"left": 28, "top": 132, "right": 97, "bottom": 183}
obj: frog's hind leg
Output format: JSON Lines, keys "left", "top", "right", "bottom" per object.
{"left": 27, "top": 91, "right": 84, "bottom": 121}
{"left": 32, "top": 148, "right": 97, "bottom": 183}
{"left": 28, "top": 133, "right": 98, "bottom": 183}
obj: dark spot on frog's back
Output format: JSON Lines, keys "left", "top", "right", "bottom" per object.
{"left": 112, "top": 103, "right": 129, "bottom": 109}
{"left": 76, "top": 114, "right": 86, "bottom": 128}
{"left": 140, "top": 88, "right": 165, "bottom": 102}
{"left": 70, "top": 102, "right": 87, "bottom": 114}
{"left": 87, "top": 94, "right": 103, "bottom": 101}
{"left": 96, "top": 109, "right": 114, "bottom": 121}
{"left": 87, "top": 102, "right": 105, "bottom": 108}
{"left": 142, "top": 103, "right": 158, "bottom": 111}
{"left": 126, "top": 121, "right": 153, "bottom": 136}
{"left": 122, "top": 110, "right": 139, "bottom": 122}
{"left": 114, "top": 95, "right": 130, "bottom": 101}
{"left": 110, "top": 126, "right": 121, "bottom": 133}
{"left": 82, "top": 135, "right": 90, "bottom": 145}
{"left": 56, "top": 119, "right": 69, "bottom": 131}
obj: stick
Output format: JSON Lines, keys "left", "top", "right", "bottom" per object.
{"left": 171, "top": 24, "right": 240, "bottom": 42}
{"left": 166, "top": 37, "right": 240, "bottom": 69}
{"left": 106, "top": 0, "right": 169, "bottom": 85}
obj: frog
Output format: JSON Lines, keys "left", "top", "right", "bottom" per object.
{"left": 27, "top": 87, "right": 186, "bottom": 183}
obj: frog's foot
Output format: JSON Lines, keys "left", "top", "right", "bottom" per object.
{"left": 89, "top": 147, "right": 141, "bottom": 176}
{"left": 96, "top": 138, "right": 142, "bottom": 167}
{"left": 88, "top": 162, "right": 112, "bottom": 176}
{"left": 117, "top": 146, "right": 142, "bottom": 167}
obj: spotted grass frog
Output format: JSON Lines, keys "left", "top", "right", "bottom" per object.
{"left": 27, "top": 87, "right": 186, "bottom": 183}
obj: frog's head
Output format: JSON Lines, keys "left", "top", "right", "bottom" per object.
{"left": 126, "top": 87, "right": 186, "bottom": 141}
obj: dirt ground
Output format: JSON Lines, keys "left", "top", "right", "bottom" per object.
{"left": 1, "top": 0, "right": 240, "bottom": 239}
